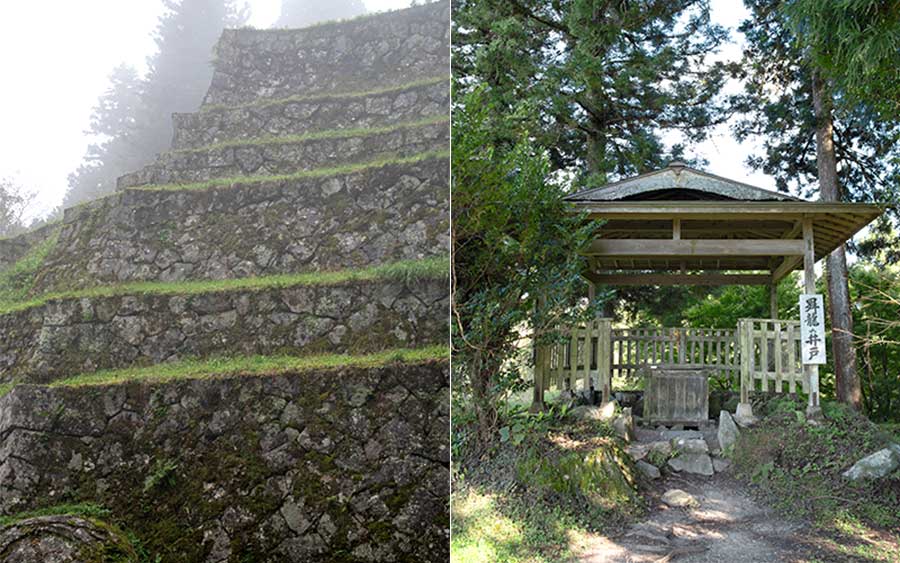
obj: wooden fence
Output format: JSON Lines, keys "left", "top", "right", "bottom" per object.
{"left": 533, "top": 317, "right": 804, "bottom": 409}
{"left": 738, "top": 318, "right": 805, "bottom": 404}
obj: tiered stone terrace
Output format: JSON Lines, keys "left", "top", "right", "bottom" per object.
{"left": 0, "top": 2, "right": 449, "bottom": 561}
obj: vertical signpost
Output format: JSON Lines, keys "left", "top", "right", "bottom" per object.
{"left": 800, "top": 294, "right": 826, "bottom": 365}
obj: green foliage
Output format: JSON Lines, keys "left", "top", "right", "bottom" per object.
{"left": 452, "top": 87, "right": 603, "bottom": 445}
{"left": 849, "top": 263, "right": 900, "bottom": 422}
{"left": 453, "top": 0, "right": 729, "bottom": 182}
{"left": 783, "top": 0, "right": 900, "bottom": 121}
{"left": 0, "top": 255, "right": 447, "bottom": 314}
{"left": 49, "top": 345, "right": 447, "bottom": 388}
{"left": 143, "top": 459, "right": 179, "bottom": 493}
{"left": 732, "top": 402, "right": 900, "bottom": 533}
{"left": 0, "top": 230, "right": 58, "bottom": 309}
{"left": 734, "top": 0, "right": 900, "bottom": 260}
{"left": 683, "top": 273, "right": 801, "bottom": 328}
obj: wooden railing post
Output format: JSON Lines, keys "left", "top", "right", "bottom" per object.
{"left": 530, "top": 340, "right": 545, "bottom": 413}
{"left": 736, "top": 319, "right": 754, "bottom": 421}
{"left": 597, "top": 318, "right": 612, "bottom": 404}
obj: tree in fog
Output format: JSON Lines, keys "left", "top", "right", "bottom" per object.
{"left": 0, "top": 177, "right": 37, "bottom": 238}
{"left": 65, "top": 0, "right": 248, "bottom": 208}
{"left": 275, "top": 0, "right": 366, "bottom": 28}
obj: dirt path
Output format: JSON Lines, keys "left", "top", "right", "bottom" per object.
{"left": 576, "top": 471, "right": 808, "bottom": 563}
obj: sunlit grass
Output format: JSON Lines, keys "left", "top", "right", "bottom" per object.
{"left": 0, "top": 255, "right": 448, "bottom": 315}
{"left": 199, "top": 75, "right": 448, "bottom": 113}
{"left": 49, "top": 345, "right": 448, "bottom": 388}
{"left": 167, "top": 115, "right": 448, "bottom": 155}
{"left": 134, "top": 149, "right": 449, "bottom": 192}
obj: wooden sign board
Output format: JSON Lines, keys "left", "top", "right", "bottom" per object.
{"left": 800, "top": 294, "right": 826, "bottom": 364}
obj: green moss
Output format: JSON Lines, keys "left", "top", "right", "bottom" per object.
{"left": 0, "top": 381, "right": 17, "bottom": 399}
{"left": 170, "top": 115, "right": 447, "bottom": 155}
{"left": 0, "top": 255, "right": 448, "bottom": 314}
{"left": 49, "top": 345, "right": 448, "bottom": 388}
{"left": 0, "top": 502, "right": 111, "bottom": 527}
{"left": 0, "top": 230, "right": 59, "bottom": 309}
{"left": 199, "top": 75, "right": 448, "bottom": 113}
{"left": 132, "top": 149, "right": 448, "bottom": 192}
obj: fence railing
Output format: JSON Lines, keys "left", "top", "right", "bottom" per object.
{"left": 610, "top": 327, "right": 738, "bottom": 384}
{"left": 533, "top": 317, "right": 805, "bottom": 410}
{"left": 738, "top": 318, "right": 805, "bottom": 403}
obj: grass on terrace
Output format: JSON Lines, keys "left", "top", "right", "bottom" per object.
{"left": 48, "top": 345, "right": 448, "bottom": 388}
{"left": 133, "top": 148, "right": 449, "bottom": 192}
{"left": 167, "top": 114, "right": 448, "bottom": 156}
{"left": 0, "top": 255, "right": 448, "bottom": 315}
{"left": 0, "top": 502, "right": 111, "bottom": 527}
{"left": 199, "top": 75, "right": 448, "bottom": 113}
{"left": 0, "top": 231, "right": 58, "bottom": 309}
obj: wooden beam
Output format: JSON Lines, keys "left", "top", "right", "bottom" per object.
{"left": 585, "top": 272, "right": 772, "bottom": 286}
{"left": 672, "top": 218, "right": 681, "bottom": 240}
{"left": 585, "top": 239, "right": 805, "bottom": 257}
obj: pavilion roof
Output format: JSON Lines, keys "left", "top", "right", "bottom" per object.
{"left": 565, "top": 163, "right": 884, "bottom": 284}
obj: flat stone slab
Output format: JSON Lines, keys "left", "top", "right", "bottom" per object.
{"left": 662, "top": 489, "right": 698, "bottom": 508}
{"left": 668, "top": 453, "right": 714, "bottom": 476}
{"left": 636, "top": 460, "right": 661, "bottom": 480}
{"left": 671, "top": 438, "right": 709, "bottom": 454}
{"left": 659, "top": 430, "right": 703, "bottom": 441}
{"left": 713, "top": 457, "right": 732, "bottom": 473}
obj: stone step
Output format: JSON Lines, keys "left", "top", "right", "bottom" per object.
{"left": 174, "top": 77, "right": 448, "bottom": 151}
{"left": 35, "top": 155, "right": 448, "bottom": 294}
{"left": 0, "top": 356, "right": 448, "bottom": 559}
{"left": 0, "top": 266, "right": 448, "bottom": 384}
{"left": 117, "top": 117, "right": 449, "bottom": 189}
{"left": 203, "top": 1, "right": 449, "bottom": 107}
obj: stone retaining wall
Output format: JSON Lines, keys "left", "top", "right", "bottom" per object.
{"left": 174, "top": 78, "right": 449, "bottom": 150}
{"left": 0, "top": 360, "right": 449, "bottom": 562}
{"left": 118, "top": 119, "right": 448, "bottom": 189}
{"left": 0, "top": 276, "right": 447, "bottom": 384}
{"left": 34, "top": 157, "right": 448, "bottom": 294}
{"left": 0, "top": 223, "right": 57, "bottom": 272}
{"left": 204, "top": 1, "right": 450, "bottom": 106}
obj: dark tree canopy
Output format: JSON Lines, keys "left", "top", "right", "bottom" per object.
{"left": 733, "top": 0, "right": 900, "bottom": 262}
{"left": 453, "top": 0, "right": 731, "bottom": 185}
{"left": 275, "top": 0, "right": 366, "bottom": 28}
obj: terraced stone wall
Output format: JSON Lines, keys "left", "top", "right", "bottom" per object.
{"left": 174, "top": 77, "right": 449, "bottom": 150}
{"left": 0, "top": 360, "right": 450, "bottom": 562}
{"left": 0, "top": 276, "right": 447, "bottom": 384}
{"left": 0, "top": 224, "right": 57, "bottom": 271}
{"left": 204, "top": 0, "right": 450, "bottom": 106}
{"left": 33, "top": 157, "right": 448, "bottom": 294}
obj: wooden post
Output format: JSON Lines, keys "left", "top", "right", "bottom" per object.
{"left": 598, "top": 319, "right": 612, "bottom": 404}
{"left": 803, "top": 218, "right": 822, "bottom": 417}
{"left": 769, "top": 282, "right": 778, "bottom": 320}
{"left": 530, "top": 297, "right": 547, "bottom": 413}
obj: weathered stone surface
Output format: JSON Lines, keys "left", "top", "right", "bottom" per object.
{"left": 0, "top": 515, "right": 137, "bottom": 562}
{"left": 671, "top": 438, "right": 709, "bottom": 455}
{"left": 0, "top": 277, "right": 448, "bottom": 384}
{"left": 842, "top": 446, "right": 900, "bottom": 481}
{"left": 0, "top": 361, "right": 450, "bottom": 561}
{"left": 636, "top": 460, "right": 661, "bottom": 480}
{"left": 203, "top": 1, "right": 450, "bottom": 106}
{"left": 571, "top": 400, "right": 618, "bottom": 423}
{"left": 0, "top": 223, "right": 57, "bottom": 271}
{"left": 117, "top": 119, "right": 449, "bottom": 189}
{"left": 173, "top": 79, "right": 449, "bottom": 150}
{"left": 734, "top": 402, "right": 758, "bottom": 427}
{"left": 32, "top": 157, "right": 449, "bottom": 294}
{"left": 713, "top": 457, "right": 732, "bottom": 473}
{"left": 613, "top": 407, "right": 636, "bottom": 442}
{"left": 668, "top": 453, "right": 714, "bottom": 476}
{"left": 717, "top": 410, "right": 741, "bottom": 454}
{"left": 661, "top": 489, "right": 698, "bottom": 508}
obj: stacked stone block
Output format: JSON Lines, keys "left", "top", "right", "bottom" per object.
{"left": 0, "top": 2, "right": 449, "bottom": 561}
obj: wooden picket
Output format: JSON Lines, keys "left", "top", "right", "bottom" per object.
{"left": 737, "top": 318, "right": 805, "bottom": 404}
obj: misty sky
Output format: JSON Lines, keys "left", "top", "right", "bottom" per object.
{"left": 0, "top": 0, "right": 769, "bottom": 220}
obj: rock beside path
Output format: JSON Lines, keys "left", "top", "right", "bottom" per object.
{"left": 636, "top": 460, "right": 661, "bottom": 480}
{"left": 717, "top": 410, "right": 740, "bottom": 453}
{"left": 843, "top": 445, "right": 900, "bottom": 480}
{"left": 661, "top": 489, "right": 698, "bottom": 508}
{"left": 668, "top": 453, "right": 714, "bottom": 476}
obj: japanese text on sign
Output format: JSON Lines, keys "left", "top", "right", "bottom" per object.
{"left": 800, "top": 294, "right": 826, "bottom": 364}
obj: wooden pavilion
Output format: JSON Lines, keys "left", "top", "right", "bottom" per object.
{"left": 532, "top": 161, "right": 882, "bottom": 422}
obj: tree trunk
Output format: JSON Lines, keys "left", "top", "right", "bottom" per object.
{"left": 811, "top": 71, "right": 862, "bottom": 410}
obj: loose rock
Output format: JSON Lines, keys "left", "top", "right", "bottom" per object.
{"left": 717, "top": 410, "right": 740, "bottom": 454}
{"left": 662, "top": 489, "right": 698, "bottom": 508}
{"left": 636, "top": 460, "right": 661, "bottom": 480}
{"left": 843, "top": 446, "right": 900, "bottom": 480}
{"left": 668, "top": 453, "right": 714, "bottom": 476}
